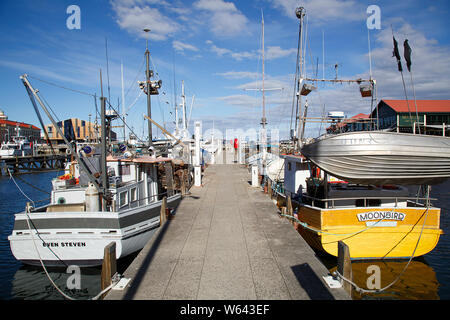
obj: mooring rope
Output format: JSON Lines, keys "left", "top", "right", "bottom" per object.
{"left": 280, "top": 212, "right": 389, "bottom": 237}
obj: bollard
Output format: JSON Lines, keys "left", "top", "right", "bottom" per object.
{"left": 287, "top": 196, "right": 294, "bottom": 226}
{"left": 194, "top": 165, "right": 201, "bottom": 187}
{"left": 160, "top": 196, "right": 167, "bottom": 225}
{"left": 337, "top": 241, "right": 353, "bottom": 297}
{"left": 101, "top": 242, "right": 117, "bottom": 299}
{"left": 251, "top": 165, "right": 259, "bottom": 187}
{"left": 181, "top": 171, "right": 186, "bottom": 196}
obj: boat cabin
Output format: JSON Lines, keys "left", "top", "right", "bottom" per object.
{"left": 282, "top": 154, "right": 313, "bottom": 199}
{"left": 47, "top": 153, "right": 173, "bottom": 213}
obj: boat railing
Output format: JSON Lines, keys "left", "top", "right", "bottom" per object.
{"left": 115, "top": 188, "right": 180, "bottom": 212}
{"left": 301, "top": 194, "right": 435, "bottom": 209}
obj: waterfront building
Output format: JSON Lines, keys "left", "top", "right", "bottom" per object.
{"left": 0, "top": 109, "right": 41, "bottom": 143}
{"left": 373, "top": 100, "right": 450, "bottom": 135}
{"left": 326, "top": 100, "right": 450, "bottom": 136}
{"left": 44, "top": 118, "right": 117, "bottom": 143}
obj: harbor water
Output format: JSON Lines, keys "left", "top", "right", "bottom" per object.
{"left": 0, "top": 171, "right": 449, "bottom": 300}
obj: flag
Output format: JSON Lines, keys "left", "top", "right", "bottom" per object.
{"left": 404, "top": 39, "right": 412, "bottom": 72}
{"left": 392, "top": 36, "right": 403, "bottom": 72}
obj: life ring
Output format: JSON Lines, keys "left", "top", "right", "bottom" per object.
{"left": 66, "top": 148, "right": 72, "bottom": 155}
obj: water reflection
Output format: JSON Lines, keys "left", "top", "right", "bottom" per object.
{"left": 12, "top": 265, "right": 101, "bottom": 300}
{"left": 10, "top": 252, "right": 139, "bottom": 300}
{"left": 324, "top": 257, "right": 440, "bottom": 300}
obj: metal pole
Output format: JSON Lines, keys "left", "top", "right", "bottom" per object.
{"left": 145, "top": 39, "right": 153, "bottom": 147}
{"left": 100, "top": 97, "right": 109, "bottom": 198}
{"left": 121, "top": 61, "right": 126, "bottom": 142}
{"left": 295, "top": 7, "right": 305, "bottom": 151}
{"left": 261, "top": 10, "right": 266, "bottom": 130}
{"left": 261, "top": 11, "right": 267, "bottom": 169}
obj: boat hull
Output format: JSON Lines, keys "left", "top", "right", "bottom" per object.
{"left": 296, "top": 205, "right": 442, "bottom": 259}
{"left": 8, "top": 194, "right": 181, "bottom": 267}
{"left": 301, "top": 131, "right": 450, "bottom": 185}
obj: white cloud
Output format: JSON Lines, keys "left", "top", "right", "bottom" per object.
{"left": 215, "top": 71, "right": 259, "bottom": 79}
{"left": 206, "top": 41, "right": 295, "bottom": 61}
{"left": 193, "top": 0, "right": 249, "bottom": 37}
{"left": 265, "top": 46, "right": 297, "bottom": 60}
{"left": 110, "top": 0, "right": 180, "bottom": 40}
{"left": 206, "top": 40, "right": 233, "bottom": 56}
{"left": 217, "top": 94, "right": 260, "bottom": 108}
{"left": 172, "top": 40, "right": 199, "bottom": 53}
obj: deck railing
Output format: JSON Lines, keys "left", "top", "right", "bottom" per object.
{"left": 300, "top": 194, "right": 435, "bottom": 209}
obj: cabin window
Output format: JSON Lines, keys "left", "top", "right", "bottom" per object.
{"left": 355, "top": 198, "right": 381, "bottom": 207}
{"left": 130, "top": 187, "right": 137, "bottom": 203}
{"left": 288, "top": 162, "right": 291, "bottom": 171}
{"left": 119, "top": 164, "right": 131, "bottom": 176}
{"left": 119, "top": 191, "right": 128, "bottom": 207}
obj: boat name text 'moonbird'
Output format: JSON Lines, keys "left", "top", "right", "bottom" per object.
{"left": 357, "top": 211, "right": 406, "bottom": 222}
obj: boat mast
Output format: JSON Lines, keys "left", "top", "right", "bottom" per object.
{"left": 295, "top": 7, "right": 306, "bottom": 152}
{"left": 121, "top": 61, "right": 126, "bottom": 142}
{"left": 144, "top": 29, "right": 153, "bottom": 147}
{"left": 182, "top": 80, "right": 187, "bottom": 134}
{"left": 261, "top": 10, "right": 267, "bottom": 162}
{"left": 261, "top": 10, "right": 266, "bottom": 130}
{"left": 100, "top": 96, "right": 109, "bottom": 208}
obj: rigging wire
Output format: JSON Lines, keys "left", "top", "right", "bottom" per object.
{"left": 28, "top": 75, "right": 96, "bottom": 97}
{"left": 124, "top": 55, "right": 146, "bottom": 101}
{"left": 105, "top": 99, "right": 146, "bottom": 145}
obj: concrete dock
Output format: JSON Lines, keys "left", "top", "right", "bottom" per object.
{"left": 106, "top": 164, "right": 349, "bottom": 300}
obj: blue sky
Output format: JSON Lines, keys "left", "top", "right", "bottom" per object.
{"left": 0, "top": 0, "right": 449, "bottom": 140}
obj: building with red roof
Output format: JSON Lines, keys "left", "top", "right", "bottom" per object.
{"left": 0, "top": 110, "right": 41, "bottom": 144}
{"left": 326, "top": 100, "right": 450, "bottom": 136}
{"left": 326, "top": 113, "right": 372, "bottom": 134}
{"left": 372, "top": 100, "right": 450, "bottom": 135}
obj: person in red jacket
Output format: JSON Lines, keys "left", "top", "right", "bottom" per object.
{"left": 234, "top": 138, "right": 238, "bottom": 162}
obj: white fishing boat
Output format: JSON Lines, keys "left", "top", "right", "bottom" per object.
{"left": 8, "top": 152, "right": 181, "bottom": 267}
{"left": 0, "top": 136, "right": 33, "bottom": 158}
{"left": 301, "top": 131, "right": 450, "bottom": 185}
{"left": 8, "top": 40, "right": 186, "bottom": 267}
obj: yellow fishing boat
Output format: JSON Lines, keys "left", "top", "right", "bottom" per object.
{"left": 295, "top": 180, "right": 443, "bottom": 259}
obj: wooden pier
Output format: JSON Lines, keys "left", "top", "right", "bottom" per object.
{"left": 106, "top": 164, "right": 349, "bottom": 300}
{"left": 0, "top": 154, "right": 69, "bottom": 175}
